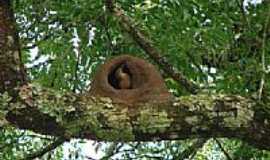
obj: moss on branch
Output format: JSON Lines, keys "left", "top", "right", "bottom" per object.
{"left": 1, "top": 83, "right": 270, "bottom": 150}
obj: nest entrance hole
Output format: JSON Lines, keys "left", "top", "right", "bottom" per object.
{"left": 108, "top": 62, "right": 133, "bottom": 89}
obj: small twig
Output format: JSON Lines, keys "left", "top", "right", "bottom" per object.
{"left": 214, "top": 138, "right": 233, "bottom": 160}
{"left": 258, "top": 5, "right": 270, "bottom": 100}
{"left": 73, "top": 48, "right": 81, "bottom": 93}
{"left": 176, "top": 138, "right": 207, "bottom": 160}
{"left": 21, "top": 137, "right": 66, "bottom": 160}
{"left": 50, "top": 71, "right": 58, "bottom": 88}
{"left": 236, "top": 0, "right": 250, "bottom": 29}
{"left": 99, "top": 143, "right": 124, "bottom": 160}
{"left": 25, "top": 133, "right": 53, "bottom": 141}
{"left": 104, "top": 0, "right": 199, "bottom": 94}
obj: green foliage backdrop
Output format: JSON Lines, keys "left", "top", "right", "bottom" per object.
{"left": 0, "top": 0, "right": 269, "bottom": 159}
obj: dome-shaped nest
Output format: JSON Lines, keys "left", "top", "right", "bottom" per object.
{"left": 89, "top": 55, "right": 172, "bottom": 105}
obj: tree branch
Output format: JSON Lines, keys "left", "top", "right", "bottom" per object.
{"left": 0, "top": 0, "right": 27, "bottom": 96}
{"left": 1, "top": 83, "right": 270, "bottom": 150}
{"left": 214, "top": 138, "right": 233, "bottom": 160}
{"left": 176, "top": 138, "right": 207, "bottom": 160}
{"left": 104, "top": 0, "right": 199, "bottom": 94}
{"left": 21, "top": 137, "right": 65, "bottom": 160}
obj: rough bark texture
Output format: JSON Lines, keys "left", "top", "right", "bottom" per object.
{"left": 0, "top": 0, "right": 26, "bottom": 96}
{"left": 1, "top": 84, "right": 270, "bottom": 150}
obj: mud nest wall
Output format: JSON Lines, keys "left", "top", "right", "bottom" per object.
{"left": 89, "top": 55, "right": 172, "bottom": 105}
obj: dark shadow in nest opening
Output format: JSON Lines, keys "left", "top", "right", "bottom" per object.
{"left": 107, "top": 62, "right": 133, "bottom": 89}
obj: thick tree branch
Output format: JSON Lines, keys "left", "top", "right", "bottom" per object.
{"left": 1, "top": 84, "right": 270, "bottom": 150}
{"left": 0, "top": 0, "right": 26, "bottom": 96}
{"left": 104, "top": 0, "right": 199, "bottom": 94}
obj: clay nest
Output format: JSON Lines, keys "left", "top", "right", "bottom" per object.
{"left": 89, "top": 55, "right": 172, "bottom": 105}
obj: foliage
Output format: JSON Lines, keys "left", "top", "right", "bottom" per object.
{"left": 0, "top": 127, "right": 63, "bottom": 159}
{"left": 1, "top": 0, "right": 269, "bottom": 159}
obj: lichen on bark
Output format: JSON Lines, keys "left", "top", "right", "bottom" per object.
{"left": 2, "top": 82, "right": 270, "bottom": 150}
{"left": 136, "top": 104, "right": 173, "bottom": 134}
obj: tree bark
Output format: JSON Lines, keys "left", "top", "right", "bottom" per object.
{"left": 1, "top": 84, "right": 270, "bottom": 150}
{"left": 0, "top": 0, "right": 26, "bottom": 96}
